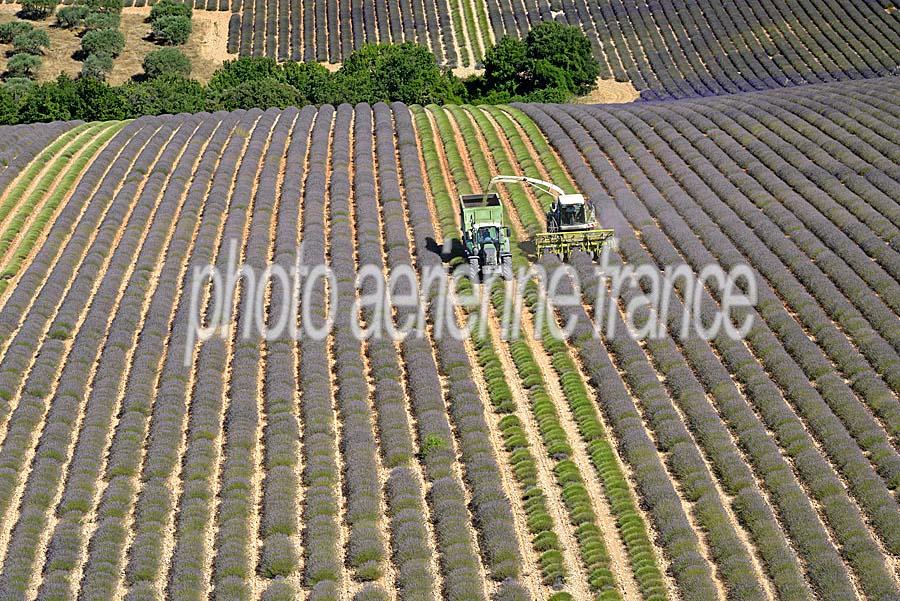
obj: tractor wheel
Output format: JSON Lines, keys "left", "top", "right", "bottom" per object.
{"left": 469, "top": 257, "right": 480, "bottom": 283}
{"left": 548, "top": 217, "right": 560, "bottom": 233}
{"left": 501, "top": 256, "right": 513, "bottom": 281}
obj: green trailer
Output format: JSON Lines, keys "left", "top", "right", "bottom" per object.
{"left": 460, "top": 192, "right": 513, "bottom": 281}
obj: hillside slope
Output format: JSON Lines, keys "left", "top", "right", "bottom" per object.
{"left": 217, "top": 0, "right": 900, "bottom": 98}
{"left": 0, "top": 77, "right": 894, "bottom": 600}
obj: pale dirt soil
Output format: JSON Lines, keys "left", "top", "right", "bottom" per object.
{"left": 577, "top": 77, "right": 640, "bottom": 104}
{"left": 0, "top": 4, "right": 233, "bottom": 84}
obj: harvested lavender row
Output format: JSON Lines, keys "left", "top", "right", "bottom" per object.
{"left": 0, "top": 116, "right": 188, "bottom": 596}
{"left": 0, "top": 117, "right": 151, "bottom": 372}
{"left": 165, "top": 108, "right": 274, "bottom": 601}
{"left": 517, "top": 103, "right": 718, "bottom": 601}
{"left": 0, "top": 121, "right": 80, "bottom": 196}
{"left": 390, "top": 103, "right": 528, "bottom": 597}
{"left": 2, "top": 114, "right": 213, "bottom": 601}
{"left": 0, "top": 119, "right": 180, "bottom": 582}
{"left": 257, "top": 105, "right": 316, "bottom": 599}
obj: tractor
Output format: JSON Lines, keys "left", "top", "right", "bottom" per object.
{"left": 477, "top": 175, "right": 614, "bottom": 261}
{"left": 459, "top": 192, "right": 514, "bottom": 282}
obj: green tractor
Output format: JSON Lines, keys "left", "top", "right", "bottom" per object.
{"left": 460, "top": 192, "right": 514, "bottom": 282}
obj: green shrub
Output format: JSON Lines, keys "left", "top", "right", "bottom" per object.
{"left": 55, "top": 5, "right": 90, "bottom": 28}
{"left": 333, "top": 42, "right": 462, "bottom": 105}
{"left": 0, "top": 21, "right": 33, "bottom": 43}
{"left": 525, "top": 20, "right": 599, "bottom": 95}
{"left": 6, "top": 52, "right": 41, "bottom": 78}
{"left": 12, "top": 28, "right": 50, "bottom": 55}
{"left": 142, "top": 47, "right": 190, "bottom": 78}
{"left": 0, "top": 86, "right": 17, "bottom": 124}
{"left": 81, "top": 27, "right": 124, "bottom": 57}
{"left": 149, "top": 0, "right": 192, "bottom": 21}
{"left": 280, "top": 61, "right": 331, "bottom": 104}
{"left": 151, "top": 14, "right": 191, "bottom": 45}
{"left": 83, "top": 9, "right": 119, "bottom": 30}
{"left": 20, "top": 0, "right": 57, "bottom": 19}
{"left": 80, "top": 51, "right": 113, "bottom": 79}
{"left": 208, "top": 56, "right": 282, "bottom": 90}
{"left": 211, "top": 77, "right": 300, "bottom": 111}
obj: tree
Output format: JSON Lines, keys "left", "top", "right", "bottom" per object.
{"left": 119, "top": 74, "right": 205, "bottom": 116}
{"left": 482, "top": 36, "right": 528, "bottom": 95}
{"left": 281, "top": 61, "right": 331, "bottom": 104}
{"left": 142, "top": 47, "right": 191, "bottom": 79}
{"left": 56, "top": 5, "right": 89, "bottom": 28}
{"left": 212, "top": 77, "right": 301, "bottom": 111}
{"left": 0, "top": 21, "right": 33, "bottom": 43}
{"left": 6, "top": 52, "right": 42, "bottom": 78}
{"left": 0, "top": 86, "right": 17, "bottom": 124}
{"left": 151, "top": 14, "right": 191, "bottom": 45}
{"left": 12, "top": 28, "right": 50, "bottom": 55}
{"left": 80, "top": 51, "right": 113, "bottom": 79}
{"left": 149, "top": 0, "right": 192, "bottom": 21}
{"left": 72, "top": 75, "right": 126, "bottom": 119}
{"left": 81, "top": 27, "right": 124, "bottom": 57}
{"left": 524, "top": 21, "right": 599, "bottom": 95}
{"left": 16, "top": 75, "right": 78, "bottom": 122}
{"left": 83, "top": 10, "right": 119, "bottom": 30}
{"left": 336, "top": 42, "right": 461, "bottom": 105}
{"left": 20, "top": 0, "right": 57, "bottom": 20}
{"left": 208, "top": 56, "right": 283, "bottom": 91}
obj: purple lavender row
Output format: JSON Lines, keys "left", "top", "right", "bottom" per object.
{"left": 327, "top": 104, "right": 388, "bottom": 591}
{"left": 296, "top": 105, "right": 344, "bottom": 599}
{"left": 530, "top": 102, "right": 900, "bottom": 601}
{"left": 0, "top": 121, "right": 79, "bottom": 195}
{"left": 257, "top": 105, "right": 317, "bottom": 600}
{"left": 569, "top": 102, "right": 900, "bottom": 507}
{"left": 377, "top": 102, "right": 488, "bottom": 601}
{"left": 388, "top": 103, "right": 529, "bottom": 601}
{"left": 164, "top": 108, "right": 275, "bottom": 601}
{"left": 0, "top": 116, "right": 192, "bottom": 599}
{"left": 617, "top": 100, "right": 900, "bottom": 443}
{"left": 516, "top": 103, "right": 719, "bottom": 601}
{"left": 213, "top": 108, "right": 296, "bottom": 601}
{"left": 28, "top": 113, "right": 218, "bottom": 601}
{"left": 363, "top": 102, "right": 438, "bottom": 600}
{"left": 115, "top": 111, "right": 248, "bottom": 601}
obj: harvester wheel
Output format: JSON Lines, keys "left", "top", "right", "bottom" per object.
{"left": 469, "top": 257, "right": 481, "bottom": 283}
{"left": 501, "top": 256, "right": 513, "bottom": 281}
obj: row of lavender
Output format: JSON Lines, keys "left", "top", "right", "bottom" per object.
{"left": 220, "top": 0, "right": 899, "bottom": 97}
{"left": 519, "top": 76, "right": 900, "bottom": 600}
{"left": 501, "top": 0, "right": 900, "bottom": 99}
{"left": 225, "top": 0, "right": 457, "bottom": 65}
